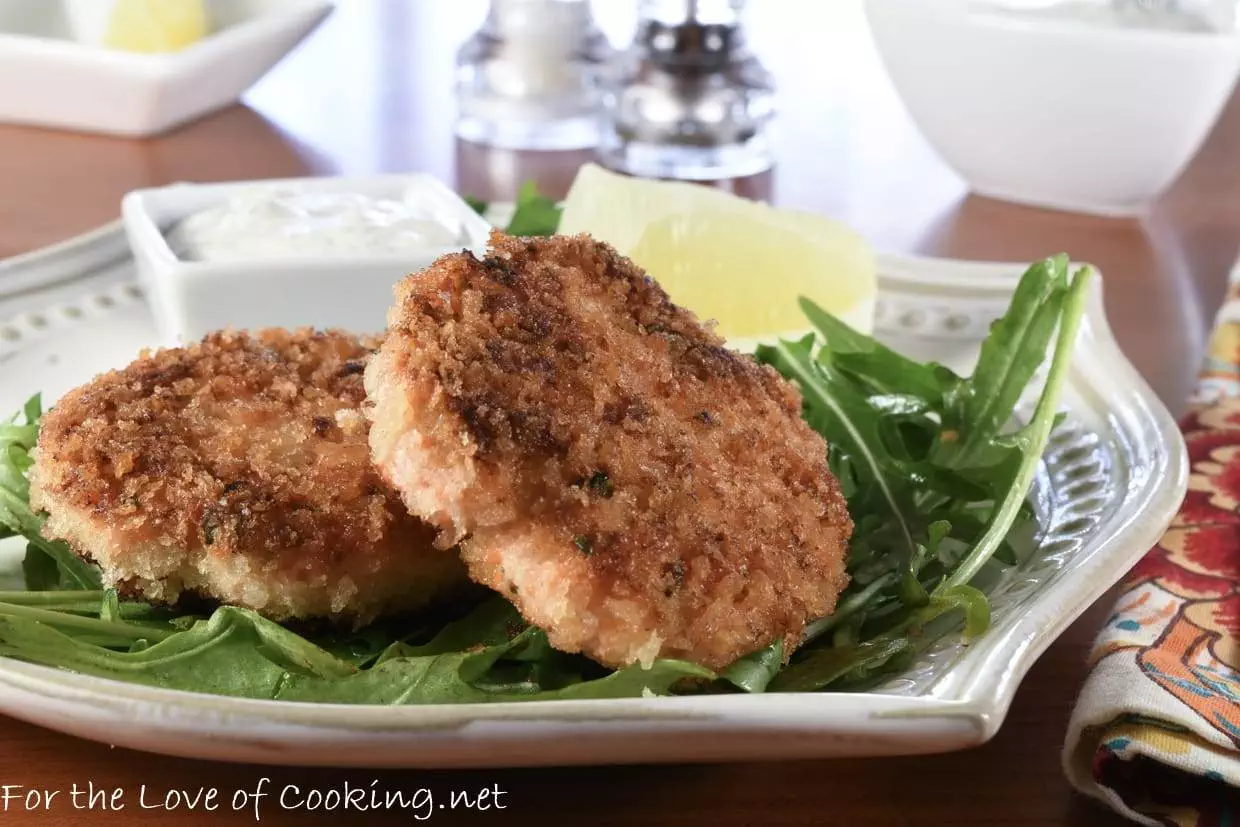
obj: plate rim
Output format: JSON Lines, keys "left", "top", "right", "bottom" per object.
{"left": 0, "top": 219, "right": 128, "bottom": 300}
{"left": 0, "top": 223, "right": 1190, "bottom": 766}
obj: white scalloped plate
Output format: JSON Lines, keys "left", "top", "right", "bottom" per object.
{"left": 0, "top": 224, "right": 1187, "bottom": 768}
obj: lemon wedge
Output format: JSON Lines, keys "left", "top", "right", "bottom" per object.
{"left": 558, "top": 164, "right": 877, "bottom": 341}
{"left": 104, "top": 0, "right": 210, "bottom": 53}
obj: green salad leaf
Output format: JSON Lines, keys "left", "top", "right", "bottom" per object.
{"left": 768, "top": 638, "right": 912, "bottom": 693}
{"left": 504, "top": 181, "right": 562, "bottom": 237}
{"left": 1, "top": 396, "right": 101, "bottom": 591}
{"left": 722, "top": 639, "right": 784, "bottom": 693}
{"left": 0, "top": 251, "right": 1092, "bottom": 702}
{"left": 754, "top": 256, "right": 1092, "bottom": 690}
{"left": 462, "top": 181, "right": 562, "bottom": 238}
{"left": 0, "top": 590, "right": 708, "bottom": 703}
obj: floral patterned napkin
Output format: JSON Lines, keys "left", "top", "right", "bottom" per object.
{"left": 1063, "top": 263, "right": 1240, "bottom": 825}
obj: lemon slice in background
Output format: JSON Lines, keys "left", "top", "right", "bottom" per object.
{"left": 105, "top": 0, "right": 210, "bottom": 53}
{"left": 558, "top": 164, "right": 877, "bottom": 340}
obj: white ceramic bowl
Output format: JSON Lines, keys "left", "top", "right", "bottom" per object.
{"left": 121, "top": 174, "right": 492, "bottom": 344}
{"left": 0, "top": 0, "right": 332, "bottom": 136}
{"left": 864, "top": 0, "right": 1240, "bottom": 216}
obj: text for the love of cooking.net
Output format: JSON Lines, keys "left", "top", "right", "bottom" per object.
{"left": 0, "top": 779, "right": 509, "bottom": 820}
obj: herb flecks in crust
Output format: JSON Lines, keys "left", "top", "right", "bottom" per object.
{"left": 30, "top": 329, "right": 467, "bottom": 625}
{"left": 365, "top": 231, "right": 852, "bottom": 669}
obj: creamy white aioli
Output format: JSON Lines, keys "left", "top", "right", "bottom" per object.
{"left": 167, "top": 188, "right": 471, "bottom": 262}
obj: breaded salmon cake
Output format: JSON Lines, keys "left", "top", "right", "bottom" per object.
{"left": 30, "top": 328, "right": 466, "bottom": 625}
{"left": 366, "top": 231, "right": 852, "bottom": 669}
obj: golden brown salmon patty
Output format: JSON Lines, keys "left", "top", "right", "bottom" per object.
{"left": 30, "top": 329, "right": 466, "bottom": 625}
{"left": 366, "top": 232, "right": 852, "bottom": 669}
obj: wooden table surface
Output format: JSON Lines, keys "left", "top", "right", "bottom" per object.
{"left": 1, "top": 3, "right": 1238, "bottom": 825}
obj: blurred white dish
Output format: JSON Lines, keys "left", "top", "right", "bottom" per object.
{"left": 969, "top": 0, "right": 1234, "bottom": 33}
{"left": 865, "top": 0, "right": 1240, "bottom": 216}
{"left": 0, "top": 0, "right": 331, "bottom": 136}
{"left": 122, "top": 174, "right": 492, "bottom": 344}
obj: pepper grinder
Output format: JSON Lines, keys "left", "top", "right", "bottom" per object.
{"left": 598, "top": 0, "right": 775, "bottom": 180}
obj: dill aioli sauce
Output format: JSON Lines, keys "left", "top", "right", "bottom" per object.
{"left": 166, "top": 189, "right": 470, "bottom": 261}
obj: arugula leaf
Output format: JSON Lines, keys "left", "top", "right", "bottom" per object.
{"left": 757, "top": 259, "right": 1093, "bottom": 690}
{"left": 0, "top": 598, "right": 173, "bottom": 649}
{"left": 799, "top": 299, "right": 960, "bottom": 405}
{"left": 313, "top": 620, "right": 431, "bottom": 668}
{"left": 922, "top": 585, "right": 991, "bottom": 640}
{"left": 21, "top": 543, "right": 62, "bottom": 591}
{"left": 722, "top": 640, "right": 784, "bottom": 693}
{"left": 0, "top": 397, "right": 101, "bottom": 591}
{"left": 462, "top": 183, "right": 559, "bottom": 236}
{"left": 504, "top": 181, "right": 562, "bottom": 237}
{"left": 24, "top": 536, "right": 99, "bottom": 591}
{"left": 545, "top": 659, "right": 712, "bottom": 699}
{"left": 0, "top": 598, "right": 708, "bottom": 704}
{"left": 403, "top": 597, "right": 523, "bottom": 656}
{"left": 99, "top": 589, "right": 121, "bottom": 623}
{"left": 953, "top": 255, "right": 1070, "bottom": 447}
{"left": 0, "top": 607, "right": 352, "bottom": 697}
{"left": 939, "top": 264, "right": 1090, "bottom": 591}
{"left": 278, "top": 632, "right": 527, "bottom": 704}
{"left": 768, "top": 638, "right": 911, "bottom": 693}
{"left": 480, "top": 629, "right": 607, "bottom": 692}
{"left": 371, "top": 597, "right": 522, "bottom": 668}
{"left": 757, "top": 335, "right": 919, "bottom": 562}
{"left": 281, "top": 626, "right": 709, "bottom": 704}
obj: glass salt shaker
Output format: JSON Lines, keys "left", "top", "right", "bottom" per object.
{"left": 598, "top": 0, "right": 776, "bottom": 180}
{"left": 455, "top": 0, "right": 613, "bottom": 151}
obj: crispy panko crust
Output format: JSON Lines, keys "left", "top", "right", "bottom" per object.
{"left": 30, "top": 328, "right": 466, "bottom": 625}
{"left": 366, "top": 231, "right": 852, "bottom": 669}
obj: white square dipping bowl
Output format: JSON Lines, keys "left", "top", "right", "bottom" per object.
{"left": 121, "top": 174, "right": 493, "bottom": 344}
{"left": 0, "top": 0, "right": 332, "bottom": 136}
